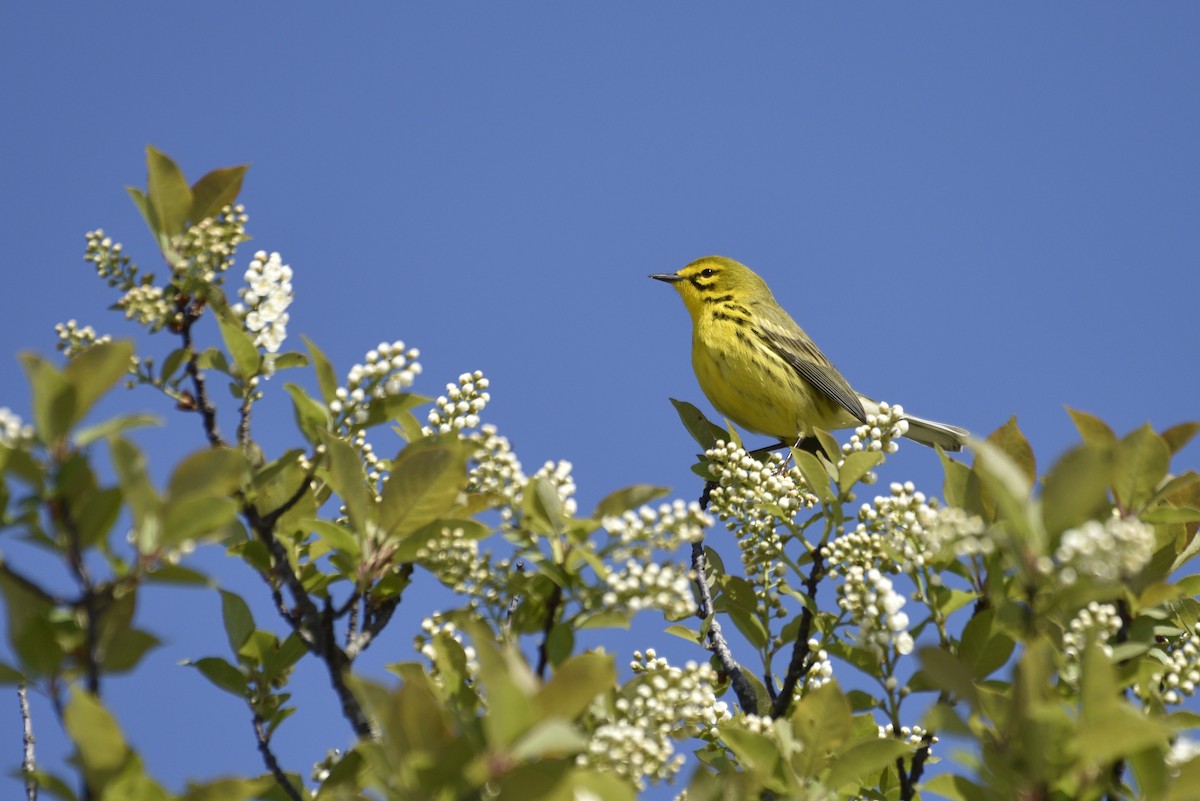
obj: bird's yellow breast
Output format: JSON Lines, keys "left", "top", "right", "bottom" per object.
{"left": 690, "top": 314, "right": 843, "bottom": 441}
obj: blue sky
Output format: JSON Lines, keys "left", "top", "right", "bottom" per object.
{"left": 1, "top": 4, "right": 1198, "bottom": 798}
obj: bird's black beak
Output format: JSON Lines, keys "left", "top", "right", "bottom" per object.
{"left": 649, "top": 273, "right": 683, "bottom": 283}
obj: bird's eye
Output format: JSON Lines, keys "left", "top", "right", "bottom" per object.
{"left": 700, "top": 268, "right": 716, "bottom": 278}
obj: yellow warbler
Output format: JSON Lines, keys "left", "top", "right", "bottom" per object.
{"left": 651, "top": 256, "right": 968, "bottom": 451}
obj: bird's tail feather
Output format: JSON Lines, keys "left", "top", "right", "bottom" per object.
{"left": 902, "top": 414, "right": 969, "bottom": 452}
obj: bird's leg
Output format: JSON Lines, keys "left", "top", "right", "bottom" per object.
{"left": 792, "top": 436, "right": 826, "bottom": 458}
{"left": 746, "top": 439, "right": 793, "bottom": 475}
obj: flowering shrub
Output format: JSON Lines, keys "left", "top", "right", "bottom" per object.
{"left": 1, "top": 149, "right": 1198, "bottom": 801}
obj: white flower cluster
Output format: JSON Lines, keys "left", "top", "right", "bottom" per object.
{"left": 311, "top": 748, "right": 343, "bottom": 784}
{"left": 921, "top": 506, "right": 991, "bottom": 562}
{"left": 413, "top": 613, "right": 480, "bottom": 678}
{"left": 117, "top": 284, "right": 175, "bottom": 330}
{"left": 1062, "top": 602, "right": 1122, "bottom": 678}
{"left": 330, "top": 341, "right": 423, "bottom": 427}
{"left": 465, "top": 424, "right": 526, "bottom": 517}
{"left": 1148, "top": 633, "right": 1200, "bottom": 707}
{"left": 825, "top": 529, "right": 891, "bottom": 579}
{"left": 414, "top": 526, "right": 488, "bottom": 594}
{"left": 232, "top": 250, "right": 293, "bottom": 354}
{"left": 1054, "top": 513, "right": 1156, "bottom": 585}
{"left": 835, "top": 566, "right": 914, "bottom": 657}
{"left": 425, "top": 371, "right": 489, "bottom": 434}
{"left": 1168, "top": 736, "right": 1200, "bottom": 771}
{"left": 0, "top": 407, "right": 34, "bottom": 447}
{"left": 54, "top": 319, "right": 112, "bottom": 358}
{"left": 576, "top": 650, "right": 730, "bottom": 788}
{"left": 737, "top": 713, "right": 778, "bottom": 736}
{"left": 602, "top": 500, "right": 711, "bottom": 563}
{"left": 600, "top": 561, "right": 694, "bottom": 619}
{"left": 84, "top": 229, "right": 136, "bottom": 288}
{"left": 530, "top": 459, "right": 578, "bottom": 518}
{"left": 804, "top": 638, "right": 835, "bottom": 690}
{"left": 844, "top": 481, "right": 989, "bottom": 577}
{"left": 704, "top": 440, "right": 816, "bottom": 617}
{"left": 173, "top": 204, "right": 249, "bottom": 284}
{"left": 878, "top": 722, "right": 936, "bottom": 747}
{"left": 840, "top": 402, "right": 909, "bottom": 458}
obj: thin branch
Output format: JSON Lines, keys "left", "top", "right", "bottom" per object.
{"left": 253, "top": 712, "right": 304, "bottom": 801}
{"left": 535, "top": 584, "right": 564, "bottom": 680}
{"left": 241, "top": 463, "right": 374, "bottom": 739}
{"left": 237, "top": 390, "right": 254, "bottom": 449}
{"left": 18, "top": 684, "right": 36, "bottom": 801}
{"left": 53, "top": 497, "right": 101, "bottom": 697}
{"left": 691, "top": 542, "right": 759, "bottom": 713}
{"left": 179, "top": 303, "right": 226, "bottom": 448}
{"left": 770, "top": 542, "right": 825, "bottom": 719}
{"left": 345, "top": 592, "right": 402, "bottom": 659}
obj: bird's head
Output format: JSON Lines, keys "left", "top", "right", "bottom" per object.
{"left": 650, "top": 256, "right": 772, "bottom": 319}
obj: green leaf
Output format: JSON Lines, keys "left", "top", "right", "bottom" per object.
{"left": 63, "top": 340, "right": 134, "bottom": 428}
{"left": 469, "top": 628, "right": 536, "bottom": 747}
{"left": 219, "top": 590, "right": 255, "bottom": 653}
{"left": 163, "top": 496, "right": 239, "bottom": 547}
{"left": 320, "top": 432, "right": 372, "bottom": 533}
{"left": 76, "top": 487, "right": 123, "bottom": 548}
{"left": 1167, "top": 753, "right": 1200, "bottom": 801}
{"left": 543, "top": 623, "right": 574, "bottom": 670}
{"left": 168, "top": 447, "right": 245, "bottom": 502}
{"left": 188, "top": 164, "right": 248, "bottom": 224}
{"left": 0, "top": 570, "right": 61, "bottom": 676}
{"left": 594, "top": 484, "right": 671, "bottom": 518}
{"left": 790, "top": 682, "right": 853, "bottom": 774}
{"left": 825, "top": 737, "right": 911, "bottom": 791}
{"left": 918, "top": 646, "right": 979, "bottom": 710}
{"left": 721, "top": 726, "right": 781, "bottom": 776}
{"left": 356, "top": 392, "right": 430, "bottom": 431}
{"left": 185, "top": 656, "right": 248, "bottom": 697}
{"left": 1041, "top": 444, "right": 1113, "bottom": 539}
{"left": 838, "top": 451, "right": 884, "bottom": 493}
{"left": 670, "top": 398, "right": 726, "bottom": 450}
{"left": 1162, "top": 421, "right": 1200, "bottom": 456}
{"left": 1067, "top": 407, "right": 1118, "bottom": 449}
{"left": 306, "top": 518, "right": 361, "bottom": 560}
{"left": 303, "top": 335, "right": 339, "bottom": 404}
{"left": 0, "top": 662, "right": 25, "bottom": 684}
{"left": 108, "top": 437, "right": 163, "bottom": 552}
{"left": 64, "top": 689, "right": 129, "bottom": 780}
{"left": 145, "top": 145, "right": 192, "bottom": 239}
{"left": 716, "top": 576, "right": 768, "bottom": 649}
{"left": 523, "top": 477, "right": 566, "bottom": 536}
{"left": 793, "top": 449, "right": 834, "bottom": 503}
{"left": 971, "top": 437, "right": 1037, "bottom": 544}
{"left": 533, "top": 651, "right": 614, "bottom": 722}
{"left": 183, "top": 777, "right": 276, "bottom": 801}
{"left": 921, "top": 773, "right": 1001, "bottom": 801}
{"left": 214, "top": 306, "right": 261, "bottom": 379}
{"left": 75, "top": 413, "right": 161, "bottom": 447}
{"left": 664, "top": 624, "right": 702, "bottom": 643}
{"left": 378, "top": 437, "right": 471, "bottom": 540}
{"left": 1114, "top": 424, "right": 1170, "bottom": 511}
{"left": 284, "top": 384, "right": 332, "bottom": 443}
{"left": 1144, "top": 506, "right": 1200, "bottom": 524}
{"left": 20, "top": 353, "right": 75, "bottom": 443}
{"left": 509, "top": 719, "right": 589, "bottom": 761}
{"left": 100, "top": 628, "right": 161, "bottom": 673}
{"left": 126, "top": 186, "right": 158, "bottom": 237}
{"left": 986, "top": 416, "right": 1036, "bottom": 487}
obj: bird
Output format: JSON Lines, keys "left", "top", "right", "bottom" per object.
{"left": 650, "top": 256, "right": 968, "bottom": 452}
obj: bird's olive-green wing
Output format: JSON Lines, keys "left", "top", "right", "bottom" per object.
{"left": 757, "top": 320, "right": 868, "bottom": 425}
